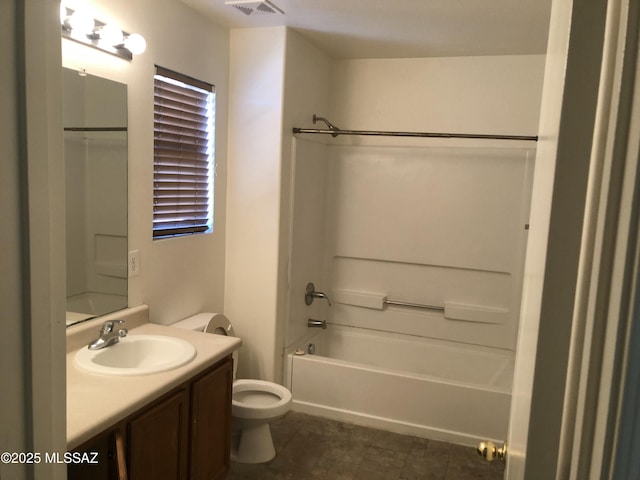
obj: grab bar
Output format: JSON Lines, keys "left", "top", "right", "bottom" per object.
{"left": 383, "top": 299, "right": 444, "bottom": 312}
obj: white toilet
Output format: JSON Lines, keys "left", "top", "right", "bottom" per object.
{"left": 172, "top": 313, "right": 292, "bottom": 464}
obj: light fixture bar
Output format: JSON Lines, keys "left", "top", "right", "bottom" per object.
{"left": 60, "top": 7, "right": 146, "bottom": 61}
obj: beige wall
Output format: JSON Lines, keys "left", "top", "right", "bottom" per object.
{"left": 329, "top": 55, "right": 545, "bottom": 137}
{"left": 225, "top": 27, "right": 288, "bottom": 381}
{"left": 62, "top": 0, "right": 230, "bottom": 325}
{"left": 225, "top": 28, "right": 332, "bottom": 382}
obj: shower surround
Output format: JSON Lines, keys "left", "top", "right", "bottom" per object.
{"left": 286, "top": 136, "right": 535, "bottom": 444}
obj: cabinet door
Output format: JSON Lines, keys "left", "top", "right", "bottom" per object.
{"left": 68, "top": 428, "right": 121, "bottom": 480}
{"left": 128, "top": 389, "right": 189, "bottom": 480}
{"left": 189, "top": 357, "right": 233, "bottom": 480}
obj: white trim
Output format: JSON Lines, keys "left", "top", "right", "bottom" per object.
{"left": 561, "top": 0, "right": 629, "bottom": 476}
{"left": 599, "top": 9, "right": 640, "bottom": 478}
{"left": 22, "top": 1, "right": 67, "bottom": 478}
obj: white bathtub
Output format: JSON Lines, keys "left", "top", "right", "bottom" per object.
{"left": 66, "top": 292, "right": 127, "bottom": 325}
{"left": 285, "top": 325, "right": 514, "bottom": 445}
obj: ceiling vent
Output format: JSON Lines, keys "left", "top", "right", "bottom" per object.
{"left": 225, "top": 0, "right": 284, "bottom": 16}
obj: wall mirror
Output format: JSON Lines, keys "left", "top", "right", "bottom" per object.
{"left": 63, "top": 67, "right": 128, "bottom": 326}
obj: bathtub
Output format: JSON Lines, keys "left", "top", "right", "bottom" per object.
{"left": 66, "top": 292, "right": 127, "bottom": 325}
{"left": 285, "top": 325, "right": 513, "bottom": 445}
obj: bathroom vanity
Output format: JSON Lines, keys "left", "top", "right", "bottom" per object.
{"left": 66, "top": 306, "right": 241, "bottom": 480}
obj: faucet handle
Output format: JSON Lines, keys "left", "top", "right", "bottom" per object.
{"left": 100, "top": 319, "right": 125, "bottom": 334}
{"left": 88, "top": 320, "right": 127, "bottom": 350}
{"left": 305, "top": 283, "right": 332, "bottom": 306}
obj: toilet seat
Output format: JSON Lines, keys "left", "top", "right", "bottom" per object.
{"left": 204, "top": 313, "right": 235, "bottom": 336}
{"left": 202, "top": 314, "right": 238, "bottom": 379}
{"left": 232, "top": 379, "right": 292, "bottom": 420}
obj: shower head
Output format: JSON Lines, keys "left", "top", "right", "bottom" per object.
{"left": 312, "top": 114, "right": 341, "bottom": 137}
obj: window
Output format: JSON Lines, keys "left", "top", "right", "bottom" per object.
{"left": 153, "top": 66, "right": 215, "bottom": 239}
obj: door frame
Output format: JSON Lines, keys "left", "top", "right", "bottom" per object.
{"left": 508, "top": 0, "right": 640, "bottom": 478}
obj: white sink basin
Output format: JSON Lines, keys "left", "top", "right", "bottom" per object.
{"left": 74, "top": 335, "right": 196, "bottom": 376}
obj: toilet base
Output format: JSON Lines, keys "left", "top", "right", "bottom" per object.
{"left": 231, "top": 422, "right": 276, "bottom": 464}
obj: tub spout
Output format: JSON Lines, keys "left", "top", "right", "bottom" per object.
{"left": 305, "top": 282, "right": 332, "bottom": 306}
{"left": 307, "top": 318, "right": 327, "bottom": 329}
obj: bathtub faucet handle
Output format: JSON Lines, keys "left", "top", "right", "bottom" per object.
{"left": 305, "top": 283, "right": 332, "bottom": 306}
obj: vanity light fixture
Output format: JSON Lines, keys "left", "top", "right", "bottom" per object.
{"left": 60, "top": 5, "right": 146, "bottom": 61}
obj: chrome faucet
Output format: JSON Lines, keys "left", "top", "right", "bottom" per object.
{"left": 305, "top": 283, "right": 332, "bottom": 306}
{"left": 307, "top": 318, "right": 327, "bottom": 329}
{"left": 88, "top": 320, "right": 128, "bottom": 350}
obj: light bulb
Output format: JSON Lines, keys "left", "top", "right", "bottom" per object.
{"left": 124, "top": 33, "right": 146, "bottom": 55}
{"left": 69, "top": 9, "right": 95, "bottom": 35}
{"left": 60, "top": 4, "right": 69, "bottom": 25}
{"left": 100, "top": 23, "right": 124, "bottom": 46}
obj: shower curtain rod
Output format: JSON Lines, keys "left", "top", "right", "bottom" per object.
{"left": 292, "top": 115, "right": 538, "bottom": 142}
{"left": 64, "top": 127, "right": 127, "bottom": 132}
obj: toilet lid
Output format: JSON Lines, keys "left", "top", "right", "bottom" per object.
{"left": 204, "top": 313, "right": 236, "bottom": 337}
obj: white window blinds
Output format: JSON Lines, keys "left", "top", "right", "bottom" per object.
{"left": 153, "top": 66, "right": 215, "bottom": 239}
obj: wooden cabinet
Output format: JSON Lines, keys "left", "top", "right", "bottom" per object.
{"left": 189, "top": 358, "right": 233, "bottom": 480}
{"left": 67, "top": 430, "right": 120, "bottom": 480}
{"left": 68, "top": 356, "right": 233, "bottom": 480}
{"left": 128, "top": 389, "right": 190, "bottom": 480}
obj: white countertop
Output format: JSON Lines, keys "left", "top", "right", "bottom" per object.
{"left": 67, "top": 322, "right": 241, "bottom": 450}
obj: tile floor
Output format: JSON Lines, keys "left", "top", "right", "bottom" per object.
{"left": 227, "top": 412, "right": 505, "bottom": 480}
